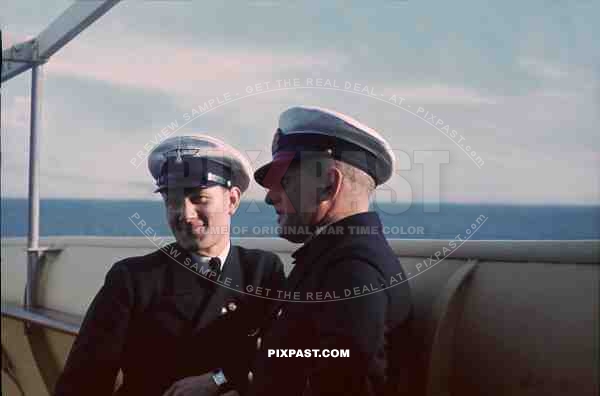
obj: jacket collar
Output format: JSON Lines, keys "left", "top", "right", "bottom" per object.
{"left": 291, "top": 211, "right": 383, "bottom": 265}
{"left": 163, "top": 243, "right": 241, "bottom": 296}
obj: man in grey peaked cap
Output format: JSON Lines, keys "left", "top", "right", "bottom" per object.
{"left": 248, "top": 106, "right": 412, "bottom": 396}
{"left": 55, "top": 135, "right": 285, "bottom": 396}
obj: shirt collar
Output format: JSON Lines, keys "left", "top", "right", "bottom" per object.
{"left": 189, "top": 240, "right": 230, "bottom": 271}
{"left": 216, "top": 240, "right": 231, "bottom": 270}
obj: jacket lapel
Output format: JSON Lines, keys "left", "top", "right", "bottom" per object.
{"left": 265, "top": 230, "right": 337, "bottom": 324}
{"left": 164, "top": 248, "right": 214, "bottom": 323}
{"left": 266, "top": 254, "right": 319, "bottom": 325}
{"left": 194, "top": 246, "right": 243, "bottom": 331}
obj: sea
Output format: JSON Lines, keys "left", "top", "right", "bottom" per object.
{"left": 1, "top": 198, "right": 599, "bottom": 240}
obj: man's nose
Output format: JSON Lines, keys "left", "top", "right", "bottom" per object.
{"left": 264, "top": 190, "right": 275, "bottom": 206}
{"left": 181, "top": 197, "right": 198, "bottom": 221}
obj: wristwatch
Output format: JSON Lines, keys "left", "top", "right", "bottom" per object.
{"left": 211, "top": 369, "right": 229, "bottom": 390}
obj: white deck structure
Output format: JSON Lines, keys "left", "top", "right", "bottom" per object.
{"left": 2, "top": 237, "right": 598, "bottom": 395}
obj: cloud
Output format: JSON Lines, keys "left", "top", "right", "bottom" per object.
{"left": 518, "top": 56, "right": 569, "bottom": 80}
{"left": 382, "top": 84, "right": 498, "bottom": 104}
{"left": 44, "top": 34, "right": 347, "bottom": 98}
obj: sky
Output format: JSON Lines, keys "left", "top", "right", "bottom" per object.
{"left": 1, "top": 0, "right": 599, "bottom": 204}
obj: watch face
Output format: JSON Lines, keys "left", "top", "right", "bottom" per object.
{"left": 213, "top": 371, "right": 227, "bottom": 386}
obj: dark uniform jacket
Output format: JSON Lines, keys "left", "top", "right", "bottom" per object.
{"left": 54, "top": 243, "right": 285, "bottom": 396}
{"left": 249, "top": 212, "right": 412, "bottom": 396}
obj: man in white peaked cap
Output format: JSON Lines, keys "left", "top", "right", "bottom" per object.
{"left": 55, "top": 135, "right": 285, "bottom": 396}
{"left": 248, "top": 107, "right": 412, "bottom": 396}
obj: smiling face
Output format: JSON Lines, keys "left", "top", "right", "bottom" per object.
{"left": 162, "top": 185, "right": 240, "bottom": 255}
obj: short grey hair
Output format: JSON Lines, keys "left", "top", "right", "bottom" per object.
{"left": 334, "top": 160, "right": 376, "bottom": 195}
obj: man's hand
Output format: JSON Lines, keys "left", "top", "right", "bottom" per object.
{"left": 162, "top": 372, "right": 238, "bottom": 396}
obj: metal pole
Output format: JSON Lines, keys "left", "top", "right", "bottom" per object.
{"left": 26, "top": 64, "right": 43, "bottom": 309}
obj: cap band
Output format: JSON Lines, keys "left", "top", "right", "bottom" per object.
{"left": 254, "top": 107, "right": 395, "bottom": 188}
{"left": 155, "top": 157, "right": 232, "bottom": 192}
{"left": 272, "top": 132, "right": 387, "bottom": 184}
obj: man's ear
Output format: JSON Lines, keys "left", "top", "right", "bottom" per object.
{"left": 228, "top": 186, "right": 242, "bottom": 215}
{"left": 319, "top": 167, "right": 343, "bottom": 202}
